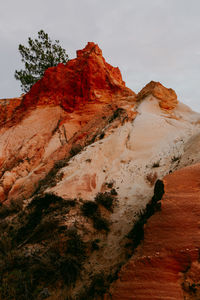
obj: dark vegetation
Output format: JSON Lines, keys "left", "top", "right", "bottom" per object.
{"left": 78, "top": 266, "right": 123, "bottom": 300}
{"left": 81, "top": 200, "right": 110, "bottom": 233}
{"left": 108, "top": 108, "right": 125, "bottom": 123}
{"left": 99, "top": 132, "right": 105, "bottom": 139}
{"left": 35, "top": 160, "right": 67, "bottom": 194}
{"left": 126, "top": 179, "right": 164, "bottom": 253}
{"left": 15, "top": 29, "right": 69, "bottom": 92}
{"left": 0, "top": 174, "right": 163, "bottom": 299}
{"left": 0, "top": 199, "right": 23, "bottom": 218}
{"left": 80, "top": 191, "right": 118, "bottom": 233}
{"left": 106, "top": 182, "right": 113, "bottom": 188}
{"left": 171, "top": 155, "right": 181, "bottom": 163}
{"left": 93, "top": 216, "right": 110, "bottom": 232}
{"left": 91, "top": 239, "right": 100, "bottom": 251}
{"left": 85, "top": 273, "right": 108, "bottom": 299}
{"left": 152, "top": 161, "right": 160, "bottom": 168}
{"left": 95, "top": 191, "right": 117, "bottom": 211}
{"left": 70, "top": 144, "right": 82, "bottom": 157}
{"left": 0, "top": 193, "right": 88, "bottom": 300}
{"left": 80, "top": 201, "right": 98, "bottom": 217}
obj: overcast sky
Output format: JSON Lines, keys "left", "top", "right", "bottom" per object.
{"left": 1, "top": 0, "right": 200, "bottom": 111}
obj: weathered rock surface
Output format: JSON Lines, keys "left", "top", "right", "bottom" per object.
{"left": 1, "top": 42, "right": 200, "bottom": 299}
{"left": 0, "top": 97, "right": 22, "bottom": 126}
{"left": 0, "top": 42, "right": 135, "bottom": 204}
{"left": 106, "top": 163, "right": 200, "bottom": 300}
{"left": 23, "top": 42, "right": 134, "bottom": 111}
{"left": 137, "top": 80, "right": 178, "bottom": 110}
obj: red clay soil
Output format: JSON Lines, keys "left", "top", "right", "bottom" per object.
{"left": 106, "top": 163, "right": 200, "bottom": 300}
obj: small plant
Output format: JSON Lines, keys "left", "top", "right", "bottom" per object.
{"left": 59, "top": 257, "right": 82, "bottom": 286}
{"left": 87, "top": 273, "right": 108, "bottom": 298}
{"left": 81, "top": 201, "right": 98, "bottom": 217}
{"left": 146, "top": 172, "right": 157, "bottom": 186}
{"left": 93, "top": 216, "right": 110, "bottom": 232}
{"left": 66, "top": 234, "right": 86, "bottom": 258}
{"left": 91, "top": 239, "right": 100, "bottom": 251}
{"left": 85, "top": 158, "right": 92, "bottom": 163}
{"left": 95, "top": 192, "right": 114, "bottom": 211}
{"left": 110, "top": 188, "right": 117, "bottom": 196}
{"left": 70, "top": 144, "right": 82, "bottom": 157}
{"left": 0, "top": 199, "right": 23, "bottom": 219}
{"left": 152, "top": 161, "right": 160, "bottom": 168}
{"left": 109, "top": 108, "right": 124, "bottom": 123}
{"left": 106, "top": 182, "right": 113, "bottom": 188}
{"left": 171, "top": 155, "right": 181, "bottom": 163}
{"left": 126, "top": 213, "right": 145, "bottom": 249}
{"left": 99, "top": 132, "right": 105, "bottom": 139}
{"left": 28, "top": 192, "right": 64, "bottom": 210}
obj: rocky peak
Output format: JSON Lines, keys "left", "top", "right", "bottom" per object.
{"left": 23, "top": 42, "right": 135, "bottom": 112}
{"left": 137, "top": 81, "right": 178, "bottom": 110}
{"left": 76, "top": 41, "right": 103, "bottom": 57}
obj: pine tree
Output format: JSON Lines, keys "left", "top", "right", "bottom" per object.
{"left": 15, "top": 30, "right": 69, "bottom": 92}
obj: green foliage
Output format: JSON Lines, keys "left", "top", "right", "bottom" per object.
{"left": 15, "top": 29, "right": 69, "bottom": 92}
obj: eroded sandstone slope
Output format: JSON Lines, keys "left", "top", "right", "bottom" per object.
{"left": 0, "top": 42, "right": 200, "bottom": 299}
{"left": 0, "top": 42, "right": 135, "bottom": 204}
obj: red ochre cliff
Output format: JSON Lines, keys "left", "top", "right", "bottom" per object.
{"left": 23, "top": 42, "right": 134, "bottom": 111}
{"left": 106, "top": 163, "right": 200, "bottom": 300}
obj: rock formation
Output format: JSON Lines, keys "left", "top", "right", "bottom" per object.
{"left": 137, "top": 80, "right": 178, "bottom": 110}
{"left": 23, "top": 42, "right": 134, "bottom": 111}
{"left": 107, "top": 163, "right": 200, "bottom": 299}
{"left": 0, "top": 42, "right": 200, "bottom": 299}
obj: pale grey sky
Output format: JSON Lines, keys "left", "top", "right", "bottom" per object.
{"left": 1, "top": 0, "right": 200, "bottom": 111}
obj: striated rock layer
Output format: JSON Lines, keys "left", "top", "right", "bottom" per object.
{"left": 1, "top": 42, "right": 200, "bottom": 298}
{"left": 107, "top": 163, "right": 200, "bottom": 300}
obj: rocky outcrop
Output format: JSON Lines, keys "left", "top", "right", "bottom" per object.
{"left": 0, "top": 97, "right": 22, "bottom": 126}
{"left": 23, "top": 42, "right": 135, "bottom": 112}
{"left": 0, "top": 43, "right": 136, "bottom": 204}
{"left": 107, "top": 163, "right": 200, "bottom": 299}
{"left": 0, "top": 42, "right": 200, "bottom": 299}
{"left": 137, "top": 81, "right": 178, "bottom": 110}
